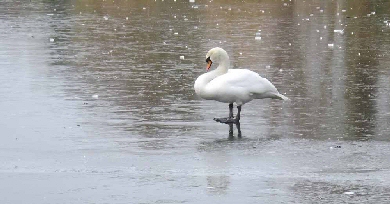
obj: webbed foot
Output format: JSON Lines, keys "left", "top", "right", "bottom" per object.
{"left": 214, "top": 117, "right": 239, "bottom": 124}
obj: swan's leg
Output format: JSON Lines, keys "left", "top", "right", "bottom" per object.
{"left": 236, "top": 105, "right": 242, "bottom": 121}
{"left": 229, "top": 103, "right": 234, "bottom": 119}
{"left": 214, "top": 103, "right": 235, "bottom": 123}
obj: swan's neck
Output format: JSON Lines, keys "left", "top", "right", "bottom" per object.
{"left": 194, "top": 59, "right": 230, "bottom": 100}
{"left": 215, "top": 60, "right": 230, "bottom": 74}
{"left": 205, "top": 59, "right": 230, "bottom": 85}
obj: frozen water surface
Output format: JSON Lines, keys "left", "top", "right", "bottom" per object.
{"left": 1, "top": 0, "right": 390, "bottom": 203}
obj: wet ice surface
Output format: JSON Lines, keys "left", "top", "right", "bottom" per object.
{"left": 1, "top": 0, "right": 390, "bottom": 203}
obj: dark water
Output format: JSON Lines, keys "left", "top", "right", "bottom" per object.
{"left": 1, "top": 0, "right": 390, "bottom": 203}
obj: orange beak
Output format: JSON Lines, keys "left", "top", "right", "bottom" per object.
{"left": 206, "top": 60, "right": 212, "bottom": 71}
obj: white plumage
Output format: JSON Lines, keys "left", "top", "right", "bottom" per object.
{"left": 194, "top": 47, "right": 288, "bottom": 123}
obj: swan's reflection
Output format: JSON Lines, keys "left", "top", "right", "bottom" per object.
{"left": 206, "top": 175, "right": 230, "bottom": 195}
{"left": 228, "top": 122, "right": 242, "bottom": 140}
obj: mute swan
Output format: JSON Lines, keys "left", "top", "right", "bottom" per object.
{"left": 194, "top": 47, "right": 288, "bottom": 124}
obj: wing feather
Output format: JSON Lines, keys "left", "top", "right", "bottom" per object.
{"left": 205, "top": 69, "right": 280, "bottom": 103}
{"left": 209, "top": 69, "right": 277, "bottom": 93}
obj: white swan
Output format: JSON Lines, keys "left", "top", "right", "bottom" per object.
{"left": 194, "top": 47, "right": 288, "bottom": 123}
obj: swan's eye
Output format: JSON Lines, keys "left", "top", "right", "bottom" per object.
{"left": 206, "top": 57, "right": 211, "bottom": 63}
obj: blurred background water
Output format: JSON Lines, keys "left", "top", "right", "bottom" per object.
{"left": 1, "top": 0, "right": 390, "bottom": 203}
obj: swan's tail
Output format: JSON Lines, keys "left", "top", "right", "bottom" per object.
{"left": 275, "top": 93, "right": 290, "bottom": 101}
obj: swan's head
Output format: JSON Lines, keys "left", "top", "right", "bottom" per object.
{"left": 205, "top": 47, "right": 229, "bottom": 71}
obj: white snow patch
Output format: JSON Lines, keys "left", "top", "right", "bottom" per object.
{"left": 334, "top": 29, "right": 344, "bottom": 35}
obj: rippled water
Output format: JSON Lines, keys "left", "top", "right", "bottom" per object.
{"left": 1, "top": 0, "right": 390, "bottom": 203}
